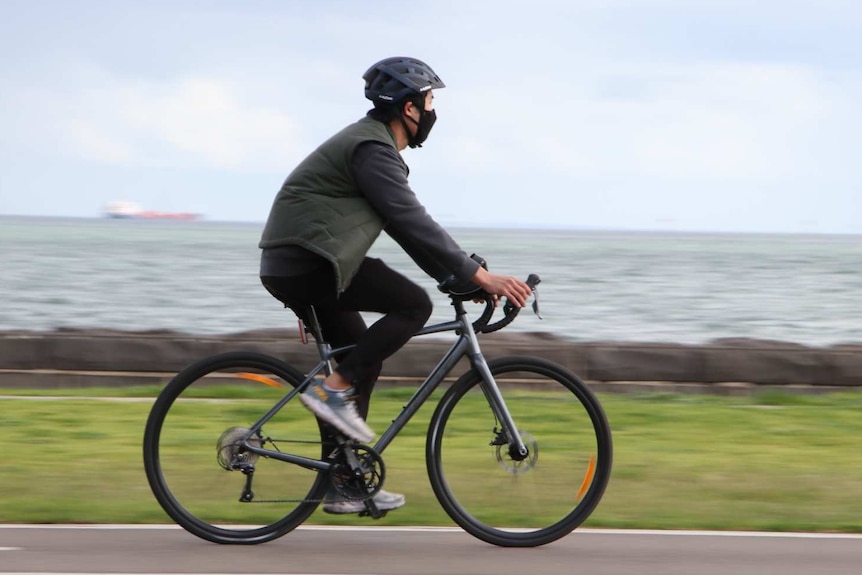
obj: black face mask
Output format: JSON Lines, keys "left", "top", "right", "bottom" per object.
{"left": 402, "top": 108, "right": 437, "bottom": 148}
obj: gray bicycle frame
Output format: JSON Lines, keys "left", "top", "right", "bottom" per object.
{"left": 240, "top": 300, "right": 528, "bottom": 473}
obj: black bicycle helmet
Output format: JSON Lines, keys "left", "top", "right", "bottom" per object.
{"left": 363, "top": 57, "right": 445, "bottom": 103}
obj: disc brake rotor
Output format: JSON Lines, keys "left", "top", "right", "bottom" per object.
{"left": 495, "top": 431, "right": 538, "bottom": 475}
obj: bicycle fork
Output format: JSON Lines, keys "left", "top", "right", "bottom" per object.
{"left": 463, "top": 321, "right": 530, "bottom": 460}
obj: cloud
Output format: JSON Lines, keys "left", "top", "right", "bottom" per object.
{"left": 440, "top": 60, "right": 861, "bottom": 186}
{"left": 114, "top": 77, "right": 301, "bottom": 171}
{"left": 65, "top": 119, "right": 139, "bottom": 165}
{"left": 10, "top": 66, "right": 305, "bottom": 173}
{"left": 2, "top": 0, "right": 860, "bottom": 231}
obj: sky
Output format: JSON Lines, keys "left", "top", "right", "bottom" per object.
{"left": 1, "top": 0, "right": 860, "bottom": 233}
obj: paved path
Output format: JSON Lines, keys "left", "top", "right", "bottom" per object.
{"left": 2, "top": 525, "right": 861, "bottom": 575}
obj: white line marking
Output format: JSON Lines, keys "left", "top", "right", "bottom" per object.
{"left": 0, "top": 546, "right": 22, "bottom": 551}
{"left": 0, "top": 395, "right": 155, "bottom": 402}
{"left": 577, "top": 528, "right": 862, "bottom": 539}
{"left": 0, "top": 524, "right": 860, "bottom": 539}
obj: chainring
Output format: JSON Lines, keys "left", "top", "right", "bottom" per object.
{"left": 330, "top": 444, "right": 385, "bottom": 501}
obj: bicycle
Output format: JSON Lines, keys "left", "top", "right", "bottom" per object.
{"left": 143, "top": 264, "right": 612, "bottom": 547}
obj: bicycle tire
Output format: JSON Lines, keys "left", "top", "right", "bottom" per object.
{"left": 426, "top": 356, "right": 612, "bottom": 547}
{"left": 143, "top": 351, "right": 329, "bottom": 544}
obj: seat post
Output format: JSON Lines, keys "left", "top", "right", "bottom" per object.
{"left": 303, "top": 305, "right": 324, "bottom": 341}
{"left": 303, "top": 305, "right": 335, "bottom": 377}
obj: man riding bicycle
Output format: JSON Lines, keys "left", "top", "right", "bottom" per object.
{"left": 259, "top": 56, "right": 531, "bottom": 514}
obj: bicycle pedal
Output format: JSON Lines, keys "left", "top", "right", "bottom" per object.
{"left": 358, "top": 509, "right": 388, "bottom": 519}
{"left": 357, "top": 497, "right": 387, "bottom": 520}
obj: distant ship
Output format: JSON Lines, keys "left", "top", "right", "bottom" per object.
{"left": 103, "top": 201, "right": 199, "bottom": 221}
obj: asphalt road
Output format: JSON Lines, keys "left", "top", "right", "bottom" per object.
{"left": 2, "top": 525, "right": 861, "bottom": 575}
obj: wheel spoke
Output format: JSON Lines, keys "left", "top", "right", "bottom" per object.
{"left": 427, "top": 357, "right": 612, "bottom": 547}
{"left": 143, "top": 352, "right": 328, "bottom": 544}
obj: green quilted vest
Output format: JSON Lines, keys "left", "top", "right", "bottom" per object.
{"left": 259, "top": 117, "right": 397, "bottom": 293}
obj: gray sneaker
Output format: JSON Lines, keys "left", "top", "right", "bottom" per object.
{"left": 299, "top": 380, "right": 375, "bottom": 443}
{"left": 323, "top": 489, "right": 406, "bottom": 515}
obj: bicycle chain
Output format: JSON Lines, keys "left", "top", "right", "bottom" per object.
{"left": 243, "top": 438, "right": 377, "bottom": 505}
{"left": 246, "top": 493, "right": 371, "bottom": 504}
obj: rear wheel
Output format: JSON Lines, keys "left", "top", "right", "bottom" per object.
{"left": 143, "top": 352, "right": 328, "bottom": 544}
{"left": 427, "top": 356, "right": 612, "bottom": 547}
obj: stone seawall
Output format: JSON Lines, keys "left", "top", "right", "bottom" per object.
{"left": 1, "top": 329, "right": 860, "bottom": 393}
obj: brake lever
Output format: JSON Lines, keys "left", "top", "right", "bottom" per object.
{"left": 532, "top": 288, "right": 542, "bottom": 320}
{"left": 526, "top": 273, "right": 542, "bottom": 320}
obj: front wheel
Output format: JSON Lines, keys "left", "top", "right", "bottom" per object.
{"left": 427, "top": 356, "right": 612, "bottom": 547}
{"left": 143, "top": 352, "right": 329, "bottom": 544}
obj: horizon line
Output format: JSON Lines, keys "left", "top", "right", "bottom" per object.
{"left": 1, "top": 213, "right": 861, "bottom": 238}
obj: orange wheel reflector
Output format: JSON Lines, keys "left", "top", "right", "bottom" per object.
{"left": 236, "top": 372, "right": 284, "bottom": 390}
{"left": 577, "top": 454, "right": 597, "bottom": 499}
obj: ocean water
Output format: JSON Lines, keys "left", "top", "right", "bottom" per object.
{"left": 1, "top": 216, "right": 860, "bottom": 346}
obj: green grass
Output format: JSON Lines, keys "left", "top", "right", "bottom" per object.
{"left": 2, "top": 386, "right": 862, "bottom": 532}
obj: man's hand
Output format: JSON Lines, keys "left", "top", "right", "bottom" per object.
{"left": 471, "top": 266, "right": 532, "bottom": 308}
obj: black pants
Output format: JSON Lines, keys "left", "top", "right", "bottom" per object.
{"left": 261, "top": 257, "right": 432, "bottom": 419}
